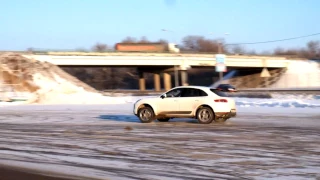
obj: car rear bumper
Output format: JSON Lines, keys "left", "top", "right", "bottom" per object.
{"left": 215, "top": 109, "right": 237, "bottom": 119}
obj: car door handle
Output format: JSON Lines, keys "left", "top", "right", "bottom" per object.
{"left": 195, "top": 100, "right": 199, "bottom": 101}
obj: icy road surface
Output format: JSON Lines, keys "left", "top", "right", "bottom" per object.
{"left": 0, "top": 104, "right": 320, "bottom": 180}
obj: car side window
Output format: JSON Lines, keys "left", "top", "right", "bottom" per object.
{"left": 199, "top": 89, "right": 208, "bottom": 96}
{"left": 166, "top": 88, "right": 182, "bottom": 98}
{"left": 181, "top": 88, "right": 208, "bottom": 97}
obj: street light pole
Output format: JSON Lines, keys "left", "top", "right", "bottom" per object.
{"left": 162, "top": 29, "right": 179, "bottom": 87}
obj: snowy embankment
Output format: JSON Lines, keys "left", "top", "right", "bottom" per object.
{"left": 235, "top": 94, "right": 320, "bottom": 108}
{"left": 270, "top": 60, "right": 320, "bottom": 88}
{"left": 115, "top": 93, "right": 320, "bottom": 109}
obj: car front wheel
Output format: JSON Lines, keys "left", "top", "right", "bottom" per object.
{"left": 196, "top": 107, "right": 215, "bottom": 124}
{"left": 138, "top": 107, "right": 155, "bottom": 123}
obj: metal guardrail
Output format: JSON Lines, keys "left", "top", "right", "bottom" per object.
{"left": 0, "top": 51, "right": 306, "bottom": 60}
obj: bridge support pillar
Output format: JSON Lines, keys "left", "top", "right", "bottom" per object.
{"left": 154, "top": 73, "right": 161, "bottom": 91}
{"left": 163, "top": 72, "right": 171, "bottom": 91}
{"left": 181, "top": 70, "right": 188, "bottom": 86}
{"left": 139, "top": 71, "right": 146, "bottom": 91}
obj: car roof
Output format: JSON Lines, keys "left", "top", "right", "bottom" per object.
{"left": 168, "top": 86, "right": 223, "bottom": 96}
{"left": 174, "top": 85, "right": 212, "bottom": 91}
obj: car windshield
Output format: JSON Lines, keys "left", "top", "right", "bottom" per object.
{"left": 165, "top": 88, "right": 182, "bottom": 97}
{"left": 210, "top": 89, "right": 228, "bottom": 97}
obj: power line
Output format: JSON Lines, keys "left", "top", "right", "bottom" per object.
{"left": 225, "top": 32, "right": 320, "bottom": 46}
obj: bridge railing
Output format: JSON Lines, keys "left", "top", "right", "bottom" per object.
{"left": 0, "top": 50, "right": 306, "bottom": 60}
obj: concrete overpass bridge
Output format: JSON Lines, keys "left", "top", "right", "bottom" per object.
{"left": 22, "top": 52, "right": 300, "bottom": 91}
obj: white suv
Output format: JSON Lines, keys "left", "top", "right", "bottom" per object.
{"left": 133, "top": 86, "right": 237, "bottom": 124}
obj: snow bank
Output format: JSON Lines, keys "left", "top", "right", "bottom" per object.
{"left": 235, "top": 93, "right": 320, "bottom": 108}
{"left": 271, "top": 60, "right": 320, "bottom": 88}
{"left": 123, "top": 95, "right": 320, "bottom": 109}
{"left": 29, "top": 92, "right": 130, "bottom": 104}
{"left": 271, "top": 93, "right": 320, "bottom": 100}
{"left": 27, "top": 64, "right": 117, "bottom": 104}
{"left": 235, "top": 97, "right": 320, "bottom": 108}
{"left": 1, "top": 53, "right": 129, "bottom": 104}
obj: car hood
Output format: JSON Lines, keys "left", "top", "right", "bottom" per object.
{"left": 135, "top": 96, "right": 160, "bottom": 104}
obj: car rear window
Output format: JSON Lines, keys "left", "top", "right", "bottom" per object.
{"left": 210, "top": 89, "right": 228, "bottom": 97}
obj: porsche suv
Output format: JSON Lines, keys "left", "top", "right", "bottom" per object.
{"left": 133, "top": 86, "right": 237, "bottom": 124}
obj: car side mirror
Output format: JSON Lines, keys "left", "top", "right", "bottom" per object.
{"left": 160, "top": 94, "right": 166, "bottom": 99}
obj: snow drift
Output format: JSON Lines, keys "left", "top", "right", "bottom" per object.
{"left": 0, "top": 53, "right": 125, "bottom": 104}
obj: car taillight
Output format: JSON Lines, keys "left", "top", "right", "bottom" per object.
{"left": 214, "top": 99, "right": 228, "bottom": 103}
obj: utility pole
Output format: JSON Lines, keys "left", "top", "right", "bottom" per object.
{"left": 218, "top": 42, "right": 223, "bottom": 81}
{"left": 209, "top": 32, "right": 230, "bottom": 82}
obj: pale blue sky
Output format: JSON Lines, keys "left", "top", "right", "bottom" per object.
{"left": 1, "top": 0, "right": 320, "bottom": 52}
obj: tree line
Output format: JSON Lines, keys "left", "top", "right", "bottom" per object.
{"left": 90, "top": 35, "right": 320, "bottom": 60}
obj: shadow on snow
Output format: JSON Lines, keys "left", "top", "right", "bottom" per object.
{"left": 96, "top": 114, "right": 199, "bottom": 123}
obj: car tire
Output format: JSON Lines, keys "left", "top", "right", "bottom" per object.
{"left": 196, "top": 107, "right": 215, "bottom": 124}
{"left": 157, "top": 118, "right": 170, "bottom": 122}
{"left": 138, "top": 107, "right": 155, "bottom": 123}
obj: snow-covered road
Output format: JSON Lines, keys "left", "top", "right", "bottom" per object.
{"left": 0, "top": 102, "right": 320, "bottom": 180}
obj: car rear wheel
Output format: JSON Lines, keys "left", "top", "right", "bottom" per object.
{"left": 138, "top": 107, "right": 155, "bottom": 123}
{"left": 157, "top": 118, "right": 170, "bottom": 122}
{"left": 196, "top": 107, "right": 215, "bottom": 124}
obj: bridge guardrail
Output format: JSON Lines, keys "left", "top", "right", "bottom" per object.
{"left": 0, "top": 51, "right": 307, "bottom": 60}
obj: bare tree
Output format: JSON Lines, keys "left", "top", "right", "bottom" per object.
{"left": 121, "top": 36, "right": 137, "bottom": 43}
{"left": 121, "top": 36, "right": 168, "bottom": 44}
{"left": 246, "top": 50, "right": 257, "bottom": 55}
{"left": 138, "top": 36, "right": 150, "bottom": 43}
{"left": 92, "top": 43, "right": 108, "bottom": 52}
{"left": 182, "top": 35, "right": 203, "bottom": 51}
{"left": 272, "top": 41, "right": 320, "bottom": 59}
{"left": 297, "top": 49, "right": 309, "bottom": 58}
{"left": 157, "top": 39, "right": 168, "bottom": 44}
{"left": 307, "top": 41, "right": 319, "bottom": 52}
{"left": 230, "top": 45, "right": 246, "bottom": 54}
{"left": 261, "top": 50, "right": 272, "bottom": 56}
{"left": 273, "top": 47, "right": 285, "bottom": 55}
{"left": 307, "top": 41, "right": 320, "bottom": 59}
{"left": 182, "top": 35, "right": 222, "bottom": 53}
